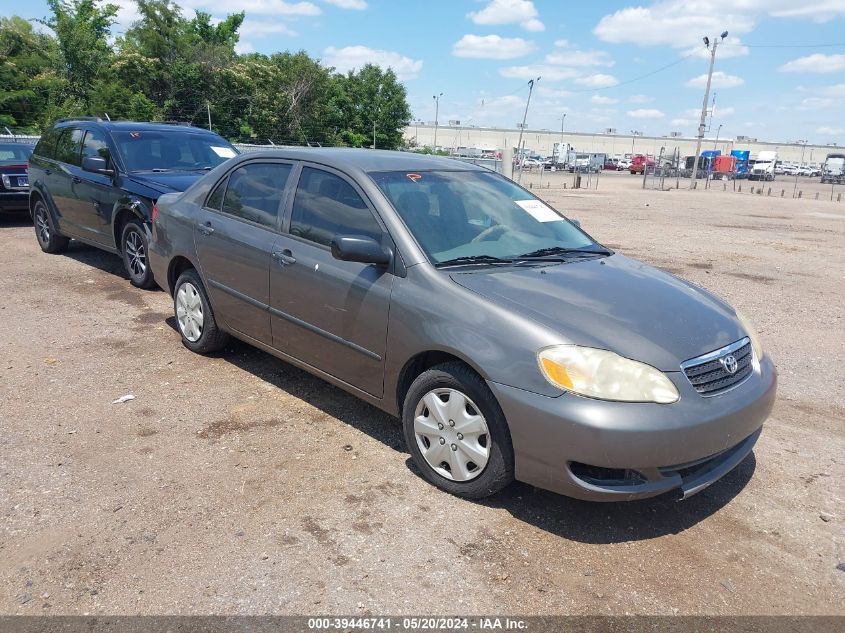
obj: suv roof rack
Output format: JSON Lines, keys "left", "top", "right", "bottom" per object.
{"left": 55, "top": 116, "right": 104, "bottom": 123}
{"left": 157, "top": 121, "right": 195, "bottom": 127}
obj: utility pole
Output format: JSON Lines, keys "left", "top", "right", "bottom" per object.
{"left": 557, "top": 113, "right": 566, "bottom": 164}
{"left": 432, "top": 93, "right": 443, "bottom": 150}
{"left": 714, "top": 123, "right": 723, "bottom": 149}
{"left": 515, "top": 77, "right": 540, "bottom": 183}
{"left": 690, "top": 31, "right": 728, "bottom": 186}
{"left": 793, "top": 140, "right": 807, "bottom": 198}
{"left": 206, "top": 102, "right": 212, "bottom": 131}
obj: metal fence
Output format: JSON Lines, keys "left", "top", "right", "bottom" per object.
{"left": 0, "top": 134, "right": 40, "bottom": 143}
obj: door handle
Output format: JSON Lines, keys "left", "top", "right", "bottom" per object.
{"left": 45, "top": 169, "right": 52, "bottom": 176}
{"left": 72, "top": 176, "right": 82, "bottom": 184}
{"left": 272, "top": 249, "right": 296, "bottom": 265}
{"left": 197, "top": 221, "right": 215, "bottom": 236}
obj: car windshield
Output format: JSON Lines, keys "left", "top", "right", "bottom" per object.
{"left": 370, "top": 169, "right": 601, "bottom": 266}
{"left": 0, "top": 144, "right": 33, "bottom": 166}
{"left": 112, "top": 130, "right": 237, "bottom": 172}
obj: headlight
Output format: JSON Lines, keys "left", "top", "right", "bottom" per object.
{"left": 735, "top": 310, "right": 764, "bottom": 361}
{"left": 537, "top": 345, "right": 679, "bottom": 403}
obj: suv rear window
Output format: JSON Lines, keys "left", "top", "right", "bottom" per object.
{"left": 54, "top": 128, "right": 84, "bottom": 166}
{"left": 111, "top": 131, "right": 236, "bottom": 172}
{"left": 33, "top": 127, "right": 61, "bottom": 160}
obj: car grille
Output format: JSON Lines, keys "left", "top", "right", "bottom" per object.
{"left": 682, "top": 338, "right": 753, "bottom": 396}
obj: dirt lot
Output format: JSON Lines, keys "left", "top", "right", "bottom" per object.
{"left": 1, "top": 173, "right": 843, "bottom": 615}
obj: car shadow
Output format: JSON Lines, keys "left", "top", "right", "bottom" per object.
{"left": 0, "top": 213, "right": 33, "bottom": 227}
{"left": 163, "top": 317, "right": 755, "bottom": 542}
{"left": 62, "top": 241, "right": 129, "bottom": 280}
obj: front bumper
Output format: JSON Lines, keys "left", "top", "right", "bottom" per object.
{"left": 489, "top": 355, "right": 777, "bottom": 501}
{"left": 0, "top": 191, "right": 29, "bottom": 212}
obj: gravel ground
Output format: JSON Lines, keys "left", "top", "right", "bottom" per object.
{"left": 0, "top": 172, "right": 843, "bottom": 615}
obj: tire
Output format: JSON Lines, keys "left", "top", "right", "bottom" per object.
{"left": 33, "top": 199, "right": 70, "bottom": 254}
{"left": 173, "top": 268, "right": 229, "bottom": 354}
{"left": 121, "top": 219, "right": 156, "bottom": 289}
{"left": 402, "top": 362, "right": 514, "bottom": 499}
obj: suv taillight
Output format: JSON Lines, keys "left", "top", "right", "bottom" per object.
{"left": 151, "top": 205, "right": 158, "bottom": 222}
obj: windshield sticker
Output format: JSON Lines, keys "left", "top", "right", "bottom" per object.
{"left": 129, "top": 132, "right": 141, "bottom": 139}
{"left": 210, "top": 146, "right": 237, "bottom": 158}
{"left": 516, "top": 199, "right": 561, "bottom": 223}
{"left": 406, "top": 173, "right": 422, "bottom": 182}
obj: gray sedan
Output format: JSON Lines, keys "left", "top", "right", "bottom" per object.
{"left": 148, "top": 149, "right": 776, "bottom": 501}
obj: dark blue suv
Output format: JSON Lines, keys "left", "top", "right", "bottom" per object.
{"left": 28, "top": 118, "right": 237, "bottom": 288}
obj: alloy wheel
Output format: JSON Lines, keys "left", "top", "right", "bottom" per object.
{"left": 36, "top": 206, "right": 50, "bottom": 245}
{"left": 413, "top": 388, "right": 491, "bottom": 482}
{"left": 176, "top": 282, "right": 204, "bottom": 342}
{"left": 125, "top": 230, "right": 146, "bottom": 279}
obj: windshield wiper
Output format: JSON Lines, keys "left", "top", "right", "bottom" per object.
{"left": 436, "top": 255, "right": 515, "bottom": 268}
{"left": 517, "top": 246, "right": 612, "bottom": 259}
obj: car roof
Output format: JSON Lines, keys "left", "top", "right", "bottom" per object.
{"left": 53, "top": 119, "right": 225, "bottom": 137}
{"left": 233, "top": 148, "right": 487, "bottom": 174}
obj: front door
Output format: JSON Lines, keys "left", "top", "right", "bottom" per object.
{"left": 270, "top": 165, "right": 394, "bottom": 397}
{"left": 69, "top": 128, "right": 119, "bottom": 247}
{"left": 194, "top": 161, "right": 294, "bottom": 345}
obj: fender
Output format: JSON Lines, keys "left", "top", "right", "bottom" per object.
{"left": 110, "top": 195, "right": 153, "bottom": 251}
{"left": 28, "top": 182, "right": 61, "bottom": 226}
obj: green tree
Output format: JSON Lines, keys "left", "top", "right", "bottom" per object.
{"left": 334, "top": 64, "right": 411, "bottom": 149}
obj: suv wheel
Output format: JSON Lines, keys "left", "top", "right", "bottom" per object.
{"left": 402, "top": 362, "right": 514, "bottom": 499}
{"left": 121, "top": 220, "right": 156, "bottom": 289}
{"left": 173, "top": 269, "right": 229, "bottom": 354}
{"left": 33, "top": 200, "right": 69, "bottom": 254}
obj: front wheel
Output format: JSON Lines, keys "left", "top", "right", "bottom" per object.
{"left": 121, "top": 219, "right": 156, "bottom": 289}
{"left": 402, "top": 362, "right": 514, "bottom": 499}
{"left": 33, "top": 200, "right": 70, "bottom": 254}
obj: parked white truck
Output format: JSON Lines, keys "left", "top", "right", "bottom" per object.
{"left": 821, "top": 153, "right": 845, "bottom": 184}
{"left": 749, "top": 150, "right": 777, "bottom": 181}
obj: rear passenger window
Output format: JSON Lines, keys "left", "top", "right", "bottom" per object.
{"left": 221, "top": 163, "right": 291, "bottom": 228}
{"left": 206, "top": 177, "right": 227, "bottom": 210}
{"left": 34, "top": 127, "right": 61, "bottom": 160}
{"left": 54, "top": 128, "right": 84, "bottom": 166}
{"left": 290, "top": 167, "right": 382, "bottom": 247}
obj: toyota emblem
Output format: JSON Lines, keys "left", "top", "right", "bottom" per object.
{"left": 720, "top": 354, "right": 739, "bottom": 374}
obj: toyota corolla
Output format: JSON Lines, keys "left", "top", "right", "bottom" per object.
{"left": 148, "top": 149, "right": 776, "bottom": 501}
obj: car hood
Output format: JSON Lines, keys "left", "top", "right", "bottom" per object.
{"left": 126, "top": 171, "right": 206, "bottom": 194}
{"left": 450, "top": 254, "right": 745, "bottom": 371}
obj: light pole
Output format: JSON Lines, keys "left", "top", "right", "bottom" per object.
{"left": 433, "top": 93, "right": 443, "bottom": 150}
{"left": 557, "top": 113, "right": 566, "bottom": 164}
{"left": 515, "top": 77, "right": 540, "bottom": 183}
{"left": 690, "top": 30, "right": 728, "bottom": 187}
{"left": 631, "top": 130, "right": 640, "bottom": 154}
{"left": 714, "top": 123, "right": 723, "bottom": 149}
{"left": 793, "top": 139, "right": 807, "bottom": 198}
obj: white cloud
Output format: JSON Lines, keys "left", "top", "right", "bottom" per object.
{"left": 574, "top": 73, "right": 619, "bottom": 88}
{"left": 769, "top": 1, "right": 845, "bottom": 21}
{"left": 817, "top": 126, "right": 845, "bottom": 135}
{"left": 591, "top": 95, "right": 618, "bottom": 104}
{"left": 452, "top": 34, "right": 536, "bottom": 60}
{"left": 537, "top": 86, "right": 572, "bottom": 98}
{"left": 682, "top": 36, "right": 749, "bottom": 59}
{"left": 235, "top": 41, "right": 256, "bottom": 54}
{"left": 240, "top": 20, "right": 297, "bottom": 37}
{"left": 780, "top": 54, "right": 845, "bottom": 74}
{"left": 323, "top": 0, "right": 367, "bottom": 8}
{"left": 468, "top": 0, "right": 545, "bottom": 32}
{"left": 545, "top": 49, "right": 614, "bottom": 67}
{"left": 629, "top": 94, "right": 653, "bottom": 104}
{"left": 671, "top": 118, "right": 696, "bottom": 127}
{"left": 499, "top": 65, "right": 579, "bottom": 81}
{"left": 322, "top": 45, "right": 423, "bottom": 80}
{"left": 798, "top": 97, "right": 835, "bottom": 110}
{"left": 628, "top": 108, "right": 665, "bottom": 119}
{"left": 686, "top": 71, "right": 744, "bottom": 89}
{"left": 182, "top": 0, "right": 321, "bottom": 15}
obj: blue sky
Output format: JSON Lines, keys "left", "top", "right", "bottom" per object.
{"left": 10, "top": 0, "right": 845, "bottom": 144}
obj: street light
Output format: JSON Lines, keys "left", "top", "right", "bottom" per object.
{"left": 433, "top": 93, "right": 443, "bottom": 150}
{"left": 690, "top": 30, "right": 728, "bottom": 187}
{"left": 515, "top": 77, "right": 540, "bottom": 183}
{"left": 714, "top": 123, "right": 723, "bottom": 148}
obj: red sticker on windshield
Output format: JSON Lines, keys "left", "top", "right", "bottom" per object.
{"left": 129, "top": 131, "right": 141, "bottom": 138}
{"left": 406, "top": 173, "right": 422, "bottom": 182}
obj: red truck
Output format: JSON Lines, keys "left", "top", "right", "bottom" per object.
{"left": 630, "top": 154, "right": 655, "bottom": 174}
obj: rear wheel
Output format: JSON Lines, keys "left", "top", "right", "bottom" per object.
{"left": 173, "top": 269, "right": 229, "bottom": 354}
{"left": 121, "top": 219, "right": 156, "bottom": 289}
{"left": 402, "top": 362, "right": 514, "bottom": 499}
{"left": 33, "top": 200, "right": 69, "bottom": 254}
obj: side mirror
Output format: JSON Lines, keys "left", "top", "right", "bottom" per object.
{"left": 570, "top": 218, "right": 581, "bottom": 228}
{"left": 331, "top": 235, "right": 391, "bottom": 266}
{"left": 82, "top": 155, "right": 114, "bottom": 176}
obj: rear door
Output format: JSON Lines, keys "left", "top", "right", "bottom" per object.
{"left": 50, "top": 127, "right": 85, "bottom": 234}
{"left": 269, "top": 164, "right": 394, "bottom": 397}
{"left": 68, "top": 127, "right": 120, "bottom": 247}
{"left": 194, "top": 160, "right": 293, "bottom": 346}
